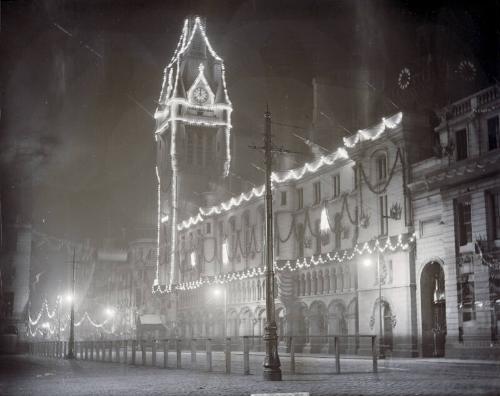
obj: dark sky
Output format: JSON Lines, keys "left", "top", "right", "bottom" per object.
{"left": 1, "top": 0, "right": 499, "bottom": 243}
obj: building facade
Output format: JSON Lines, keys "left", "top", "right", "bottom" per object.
{"left": 410, "top": 85, "right": 500, "bottom": 358}
{"left": 151, "top": 16, "right": 500, "bottom": 359}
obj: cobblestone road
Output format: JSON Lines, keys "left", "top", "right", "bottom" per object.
{"left": 1, "top": 354, "right": 500, "bottom": 396}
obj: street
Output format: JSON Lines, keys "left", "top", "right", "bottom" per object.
{"left": 1, "top": 353, "right": 499, "bottom": 396}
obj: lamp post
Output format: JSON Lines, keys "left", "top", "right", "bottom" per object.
{"left": 213, "top": 287, "right": 227, "bottom": 337}
{"left": 364, "top": 250, "right": 385, "bottom": 359}
{"left": 66, "top": 248, "right": 76, "bottom": 359}
{"left": 262, "top": 108, "right": 281, "bottom": 381}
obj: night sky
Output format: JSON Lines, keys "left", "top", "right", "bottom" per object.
{"left": 1, "top": 0, "right": 499, "bottom": 243}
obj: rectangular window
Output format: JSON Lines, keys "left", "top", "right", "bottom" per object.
{"left": 456, "top": 128, "right": 468, "bottom": 161}
{"left": 297, "top": 187, "right": 304, "bottom": 209}
{"left": 490, "top": 191, "right": 500, "bottom": 240}
{"left": 379, "top": 195, "right": 388, "bottom": 236}
{"left": 488, "top": 116, "right": 499, "bottom": 151}
{"left": 313, "top": 182, "right": 321, "bottom": 205}
{"left": 206, "top": 222, "right": 211, "bottom": 235}
{"left": 280, "top": 191, "right": 287, "bottom": 206}
{"left": 377, "top": 155, "right": 387, "bottom": 180}
{"left": 332, "top": 174, "right": 340, "bottom": 198}
{"left": 457, "top": 199, "right": 472, "bottom": 246}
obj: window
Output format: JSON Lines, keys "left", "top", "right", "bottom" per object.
{"left": 313, "top": 182, "right": 321, "bottom": 205}
{"left": 332, "top": 174, "right": 340, "bottom": 198}
{"left": 456, "top": 129, "right": 468, "bottom": 161}
{"left": 297, "top": 187, "right": 304, "bottom": 209}
{"left": 280, "top": 191, "right": 287, "bottom": 206}
{"left": 376, "top": 154, "right": 387, "bottom": 180}
{"left": 206, "top": 222, "right": 211, "bottom": 235}
{"left": 489, "top": 191, "right": 500, "bottom": 240}
{"left": 488, "top": 116, "right": 499, "bottom": 151}
{"left": 379, "top": 195, "right": 388, "bottom": 236}
{"left": 457, "top": 199, "right": 472, "bottom": 246}
{"left": 314, "top": 219, "right": 321, "bottom": 254}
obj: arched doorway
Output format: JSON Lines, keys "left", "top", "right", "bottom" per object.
{"left": 309, "top": 301, "right": 327, "bottom": 352}
{"left": 420, "top": 261, "right": 446, "bottom": 357}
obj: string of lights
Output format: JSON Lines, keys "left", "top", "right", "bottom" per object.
{"left": 152, "top": 232, "right": 416, "bottom": 294}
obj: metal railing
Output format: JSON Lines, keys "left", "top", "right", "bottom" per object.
{"left": 28, "top": 334, "right": 378, "bottom": 375}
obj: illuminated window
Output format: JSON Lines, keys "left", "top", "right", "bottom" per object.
{"left": 379, "top": 195, "right": 388, "bottom": 236}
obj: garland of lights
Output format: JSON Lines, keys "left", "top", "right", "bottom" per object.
{"left": 152, "top": 232, "right": 415, "bottom": 294}
{"left": 176, "top": 112, "right": 403, "bottom": 234}
{"left": 343, "top": 112, "right": 402, "bottom": 148}
{"left": 27, "top": 299, "right": 114, "bottom": 338}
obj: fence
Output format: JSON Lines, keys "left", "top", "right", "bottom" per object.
{"left": 29, "top": 335, "right": 378, "bottom": 375}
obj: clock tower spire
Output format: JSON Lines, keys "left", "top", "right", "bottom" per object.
{"left": 154, "top": 16, "right": 233, "bottom": 288}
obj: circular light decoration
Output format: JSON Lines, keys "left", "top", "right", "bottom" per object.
{"left": 458, "top": 60, "right": 476, "bottom": 81}
{"left": 398, "top": 67, "right": 411, "bottom": 90}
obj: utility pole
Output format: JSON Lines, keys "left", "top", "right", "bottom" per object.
{"left": 250, "top": 107, "right": 282, "bottom": 381}
{"left": 67, "top": 247, "right": 76, "bottom": 359}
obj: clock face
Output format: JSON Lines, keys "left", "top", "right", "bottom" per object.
{"left": 193, "top": 87, "right": 209, "bottom": 104}
{"left": 398, "top": 67, "right": 411, "bottom": 90}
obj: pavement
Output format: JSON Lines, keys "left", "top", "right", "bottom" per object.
{"left": 1, "top": 353, "right": 500, "bottom": 396}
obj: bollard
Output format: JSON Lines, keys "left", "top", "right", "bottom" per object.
{"left": 102, "top": 342, "right": 106, "bottom": 362}
{"left": 59, "top": 341, "right": 63, "bottom": 358}
{"left": 163, "top": 340, "right": 168, "bottom": 369}
{"left": 63, "top": 341, "right": 67, "bottom": 358}
{"left": 131, "top": 340, "right": 137, "bottom": 365}
{"left": 335, "top": 336, "right": 341, "bottom": 374}
{"left": 206, "top": 339, "right": 212, "bottom": 372}
{"left": 74, "top": 342, "right": 77, "bottom": 360}
{"left": 123, "top": 340, "right": 128, "bottom": 364}
{"left": 141, "top": 341, "right": 146, "bottom": 365}
{"left": 225, "top": 337, "right": 231, "bottom": 374}
{"left": 108, "top": 342, "right": 113, "bottom": 362}
{"left": 243, "top": 336, "right": 250, "bottom": 375}
{"left": 372, "top": 336, "right": 378, "bottom": 373}
{"left": 96, "top": 341, "right": 101, "bottom": 360}
{"left": 90, "top": 341, "right": 94, "bottom": 361}
{"left": 85, "top": 342, "right": 88, "bottom": 360}
{"left": 290, "top": 336, "right": 296, "bottom": 374}
{"left": 191, "top": 339, "right": 197, "bottom": 367}
{"left": 152, "top": 340, "right": 157, "bottom": 367}
{"left": 176, "top": 339, "right": 181, "bottom": 368}
{"left": 116, "top": 340, "right": 120, "bottom": 363}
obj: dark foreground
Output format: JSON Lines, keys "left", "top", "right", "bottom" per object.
{"left": 1, "top": 354, "right": 500, "bottom": 396}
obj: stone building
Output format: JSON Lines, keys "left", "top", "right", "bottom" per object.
{"left": 151, "top": 16, "right": 500, "bottom": 359}
{"left": 410, "top": 85, "right": 500, "bottom": 358}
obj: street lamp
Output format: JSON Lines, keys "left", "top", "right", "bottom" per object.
{"left": 363, "top": 252, "right": 385, "bottom": 359}
{"left": 213, "top": 287, "right": 227, "bottom": 337}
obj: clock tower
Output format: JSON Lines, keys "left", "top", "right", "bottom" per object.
{"left": 154, "top": 16, "right": 233, "bottom": 287}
